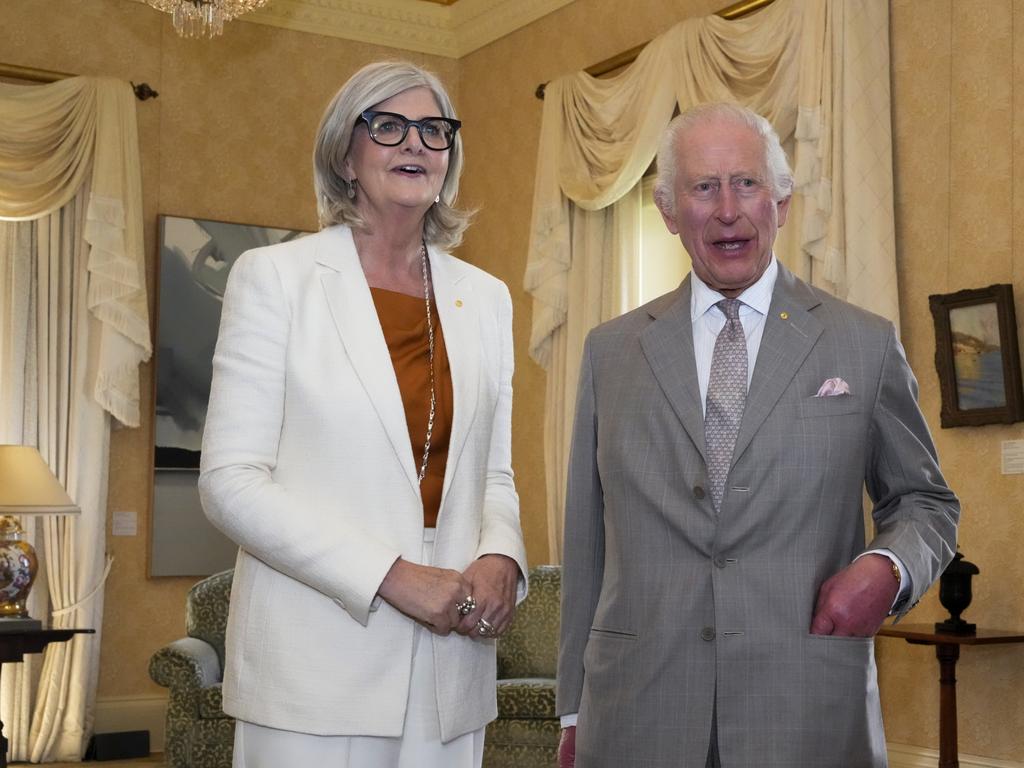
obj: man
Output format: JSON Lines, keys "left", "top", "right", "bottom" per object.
{"left": 556, "top": 103, "right": 959, "bottom": 767}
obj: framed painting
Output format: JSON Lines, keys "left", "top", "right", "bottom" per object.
{"left": 929, "top": 284, "right": 1024, "bottom": 428}
{"left": 154, "top": 214, "right": 306, "bottom": 469}
{"left": 151, "top": 214, "right": 306, "bottom": 576}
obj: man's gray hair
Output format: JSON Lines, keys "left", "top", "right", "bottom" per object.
{"left": 312, "top": 60, "right": 471, "bottom": 250}
{"left": 652, "top": 102, "right": 794, "bottom": 213}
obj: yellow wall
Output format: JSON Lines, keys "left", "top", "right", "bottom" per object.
{"left": 1, "top": 0, "right": 1023, "bottom": 761}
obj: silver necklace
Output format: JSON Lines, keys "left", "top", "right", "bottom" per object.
{"left": 418, "top": 241, "right": 435, "bottom": 486}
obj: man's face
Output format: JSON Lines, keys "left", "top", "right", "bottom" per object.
{"left": 657, "top": 119, "right": 790, "bottom": 298}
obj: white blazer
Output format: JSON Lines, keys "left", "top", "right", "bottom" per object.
{"left": 198, "top": 225, "right": 527, "bottom": 741}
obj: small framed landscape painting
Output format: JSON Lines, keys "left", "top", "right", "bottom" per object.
{"left": 929, "top": 284, "right": 1024, "bottom": 428}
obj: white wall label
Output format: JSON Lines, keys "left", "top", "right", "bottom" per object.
{"left": 112, "top": 510, "right": 138, "bottom": 536}
{"left": 1001, "top": 440, "right": 1024, "bottom": 474}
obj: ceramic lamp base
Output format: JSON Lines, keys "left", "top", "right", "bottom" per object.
{"left": 0, "top": 516, "right": 39, "bottom": 623}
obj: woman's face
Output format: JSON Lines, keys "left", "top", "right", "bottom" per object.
{"left": 342, "top": 86, "right": 450, "bottom": 224}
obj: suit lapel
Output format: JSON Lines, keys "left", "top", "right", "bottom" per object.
{"left": 731, "top": 264, "right": 823, "bottom": 465}
{"left": 640, "top": 279, "right": 708, "bottom": 461}
{"left": 428, "top": 247, "right": 479, "bottom": 512}
{"left": 315, "top": 227, "right": 420, "bottom": 497}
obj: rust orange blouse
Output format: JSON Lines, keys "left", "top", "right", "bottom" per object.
{"left": 370, "top": 288, "right": 454, "bottom": 528}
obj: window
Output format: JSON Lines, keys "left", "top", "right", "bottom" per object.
{"left": 635, "top": 175, "right": 691, "bottom": 308}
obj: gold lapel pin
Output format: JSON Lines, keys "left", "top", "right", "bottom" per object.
{"left": 455, "top": 299, "right": 464, "bottom": 308}
{"left": 779, "top": 311, "right": 789, "bottom": 320}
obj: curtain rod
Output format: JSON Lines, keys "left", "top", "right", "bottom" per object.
{"left": 534, "top": 0, "right": 775, "bottom": 99}
{"left": 0, "top": 62, "right": 158, "bottom": 101}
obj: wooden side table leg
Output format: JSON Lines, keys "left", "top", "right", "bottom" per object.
{"left": 936, "top": 642, "right": 960, "bottom": 768}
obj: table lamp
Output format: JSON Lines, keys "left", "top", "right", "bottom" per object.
{"left": 0, "top": 446, "right": 80, "bottom": 632}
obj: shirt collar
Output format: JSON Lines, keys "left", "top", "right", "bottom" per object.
{"left": 690, "top": 256, "right": 779, "bottom": 321}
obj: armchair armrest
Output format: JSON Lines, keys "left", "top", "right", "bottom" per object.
{"left": 149, "top": 637, "right": 223, "bottom": 691}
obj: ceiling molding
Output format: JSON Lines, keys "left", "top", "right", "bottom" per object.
{"left": 238, "top": 0, "right": 576, "bottom": 58}
{"left": 449, "top": 0, "right": 575, "bottom": 57}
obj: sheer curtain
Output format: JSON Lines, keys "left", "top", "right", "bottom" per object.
{"left": 525, "top": 0, "right": 897, "bottom": 561}
{"left": 0, "top": 77, "right": 149, "bottom": 761}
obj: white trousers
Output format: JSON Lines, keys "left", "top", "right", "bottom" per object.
{"left": 232, "top": 530, "right": 485, "bottom": 768}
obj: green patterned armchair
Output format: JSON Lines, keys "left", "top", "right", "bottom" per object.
{"left": 149, "top": 568, "right": 235, "bottom": 768}
{"left": 484, "top": 564, "right": 561, "bottom": 768}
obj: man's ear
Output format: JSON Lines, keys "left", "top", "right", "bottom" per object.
{"left": 653, "top": 188, "right": 680, "bottom": 235}
{"left": 776, "top": 195, "right": 792, "bottom": 228}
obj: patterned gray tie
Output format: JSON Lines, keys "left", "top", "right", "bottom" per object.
{"left": 705, "top": 298, "right": 747, "bottom": 511}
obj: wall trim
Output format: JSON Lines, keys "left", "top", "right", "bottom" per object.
{"left": 888, "top": 741, "right": 1023, "bottom": 768}
{"left": 94, "top": 694, "right": 167, "bottom": 753}
{"left": 131, "top": 0, "right": 575, "bottom": 57}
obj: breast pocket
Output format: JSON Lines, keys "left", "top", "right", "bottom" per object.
{"left": 798, "top": 394, "right": 863, "bottom": 418}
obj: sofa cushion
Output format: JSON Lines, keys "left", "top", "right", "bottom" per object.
{"left": 495, "top": 678, "right": 556, "bottom": 719}
{"left": 485, "top": 714, "right": 560, "bottom": 747}
{"left": 497, "top": 565, "right": 560, "bottom": 679}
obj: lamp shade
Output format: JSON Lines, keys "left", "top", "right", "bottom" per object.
{"left": 0, "top": 446, "right": 80, "bottom": 515}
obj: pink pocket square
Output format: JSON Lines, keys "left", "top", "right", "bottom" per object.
{"left": 815, "top": 377, "right": 851, "bottom": 397}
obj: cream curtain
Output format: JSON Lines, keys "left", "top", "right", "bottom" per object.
{"left": 0, "top": 76, "right": 149, "bottom": 761}
{"left": 525, "top": 0, "right": 898, "bottom": 562}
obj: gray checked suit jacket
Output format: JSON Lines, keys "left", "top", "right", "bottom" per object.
{"left": 557, "top": 264, "right": 959, "bottom": 767}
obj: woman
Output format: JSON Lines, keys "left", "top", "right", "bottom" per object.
{"left": 198, "top": 60, "right": 527, "bottom": 767}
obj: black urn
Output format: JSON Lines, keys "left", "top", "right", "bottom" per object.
{"left": 934, "top": 550, "right": 980, "bottom": 635}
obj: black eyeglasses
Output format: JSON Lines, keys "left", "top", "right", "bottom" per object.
{"left": 358, "top": 110, "right": 462, "bottom": 151}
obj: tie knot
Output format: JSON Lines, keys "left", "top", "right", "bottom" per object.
{"left": 717, "top": 299, "right": 742, "bottom": 321}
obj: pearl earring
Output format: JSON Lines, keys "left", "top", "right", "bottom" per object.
{"left": 434, "top": 194, "right": 441, "bottom": 205}
{"left": 345, "top": 178, "right": 357, "bottom": 199}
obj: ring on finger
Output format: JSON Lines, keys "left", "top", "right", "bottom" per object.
{"left": 477, "top": 617, "right": 496, "bottom": 636}
{"left": 456, "top": 596, "right": 476, "bottom": 617}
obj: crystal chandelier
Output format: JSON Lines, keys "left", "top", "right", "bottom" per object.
{"left": 145, "top": 0, "right": 270, "bottom": 38}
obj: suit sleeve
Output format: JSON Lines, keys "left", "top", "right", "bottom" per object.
{"left": 474, "top": 282, "right": 529, "bottom": 599}
{"left": 198, "top": 250, "right": 400, "bottom": 627}
{"left": 863, "top": 325, "right": 960, "bottom": 614}
{"left": 557, "top": 333, "right": 606, "bottom": 717}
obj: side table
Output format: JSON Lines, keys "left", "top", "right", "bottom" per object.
{"left": 0, "top": 628, "right": 94, "bottom": 767}
{"left": 877, "top": 624, "right": 1024, "bottom": 768}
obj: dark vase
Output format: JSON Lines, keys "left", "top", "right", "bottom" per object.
{"left": 935, "top": 551, "right": 980, "bottom": 635}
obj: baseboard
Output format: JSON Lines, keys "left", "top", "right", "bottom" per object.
{"left": 94, "top": 694, "right": 167, "bottom": 753}
{"left": 86, "top": 707, "right": 1024, "bottom": 766}
{"left": 888, "top": 741, "right": 1023, "bottom": 768}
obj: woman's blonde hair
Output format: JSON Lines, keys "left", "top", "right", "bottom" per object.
{"left": 312, "top": 60, "right": 472, "bottom": 250}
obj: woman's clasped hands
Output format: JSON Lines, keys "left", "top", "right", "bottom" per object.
{"left": 378, "top": 554, "right": 519, "bottom": 639}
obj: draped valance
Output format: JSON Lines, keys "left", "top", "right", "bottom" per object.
{"left": 525, "top": 0, "right": 898, "bottom": 368}
{"left": 0, "top": 77, "right": 151, "bottom": 426}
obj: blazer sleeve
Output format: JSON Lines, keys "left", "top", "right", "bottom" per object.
{"left": 863, "top": 324, "right": 960, "bottom": 614}
{"left": 474, "top": 283, "right": 529, "bottom": 600}
{"left": 557, "top": 332, "right": 606, "bottom": 716}
{"left": 198, "top": 249, "right": 401, "bottom": 627}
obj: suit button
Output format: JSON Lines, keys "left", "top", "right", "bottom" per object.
{"left": 714, "top": 556, "right": 726, "bottom": 569}
{"left": 700, "top": 627, "right": 715, "bottom": 641}
{"left": 693, "top": 485, "right": 706, "bottom": 500}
